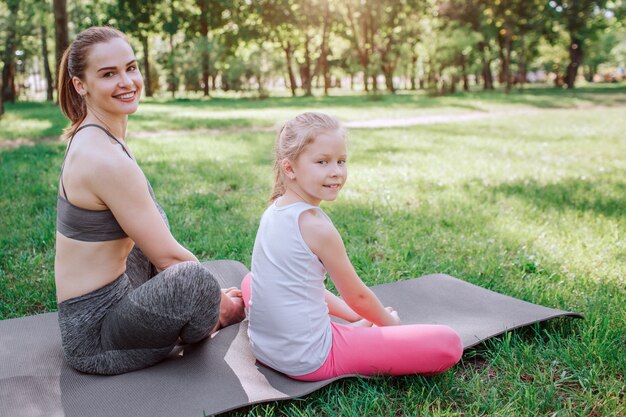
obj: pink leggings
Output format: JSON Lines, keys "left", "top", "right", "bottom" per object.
{"left": 241, "top": 273, "right": 463, "bottom": 382}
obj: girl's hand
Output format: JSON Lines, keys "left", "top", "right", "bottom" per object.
{"left": 349, "top": 318, "right": 374, "bottom": 327}
{"left": 385, "top": 306, "right": 401, "bottom": 326}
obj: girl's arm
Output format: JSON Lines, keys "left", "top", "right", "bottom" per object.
{"left": 325, "top": 289, "right": 361, "bottom": 322}
{"left": 300, "top": 211, "right": 400, "bottom": 327}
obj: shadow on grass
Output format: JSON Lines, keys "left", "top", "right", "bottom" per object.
{"left": 1, "top": 101, "right": 67, "bottom": 141}
{"left": 493, "top": 177, "right": 626, "bottom": 219}
{"left": 451, "top": 84, "right": 626, "bottom": 108}
{"left": 129, "top": 114, "right": 257, "bottom": 131}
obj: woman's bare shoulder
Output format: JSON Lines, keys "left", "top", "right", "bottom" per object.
{"left": 70, "top": 129, "right": 135, "bottom": 173}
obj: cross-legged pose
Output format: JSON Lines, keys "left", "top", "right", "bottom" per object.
{"left": 55, "top": 26, "right": 245, "bottom": 375}
{"left": 241, "top": 112, "right": 463, "bottom": 381}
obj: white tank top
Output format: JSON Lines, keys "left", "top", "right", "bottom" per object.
{"left": 248, "top": 201, "right": 333, "bottom": 375}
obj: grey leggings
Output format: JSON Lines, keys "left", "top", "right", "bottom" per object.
{"left": 57, "top": 246, "right": 221, "bottom": 375}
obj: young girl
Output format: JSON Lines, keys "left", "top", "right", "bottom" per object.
{"left": 55, "top": 26, "right": 244, "bottom": 375}
{"left": 241, "top": 112, "right": 462, "bottom": 381}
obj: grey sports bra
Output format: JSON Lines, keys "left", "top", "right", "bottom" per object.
{"left": 56, "top": 124, "right": 153, "bottom": 242}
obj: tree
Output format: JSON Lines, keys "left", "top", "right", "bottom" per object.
{"left": 53, "top": 0, "right": 68, "bottom": 95}
{"left": 340, "top": 0, "right": 425, "bottom": 94}
{"left": 182, "top": 0, "right": 234, "bottom": 96}
{"left": 254, "top": 0, "right": 302, "bottom": 96}
{"left": 38, "top": 1, "right": 54, "bottom": 101}
{"left": 582, "top": 6, "right": 625, "bottom": 81}
{"left": 197, "top": 0, "right": 211, "bottom": 96}
{"left": 252, "top": 0, "right": 335, "bottom": 96}
{"left": 114, "top": 0, "right": 161, "bottom": 97}
{"left": 548, "top": 0, "right": 609, "bottom": 88}
{"left": 2, "top": 0, "right": 20, "bottom": 103}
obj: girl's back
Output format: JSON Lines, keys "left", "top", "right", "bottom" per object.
{"left": 248, "top": 201, "right": 332, "bottom": 375}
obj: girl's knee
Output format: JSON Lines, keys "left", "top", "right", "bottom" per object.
{"left": 436, "top": 325, "right": 463, "bottom": 366}
{"left": 241, "top": 273, "right": 252, "bottom": 310}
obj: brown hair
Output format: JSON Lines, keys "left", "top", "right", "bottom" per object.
{"left": 270, "top": 112, "right": 345, "bottom": 202}
{"left": 58, "top": 26, "right": 130, "bottom": 138}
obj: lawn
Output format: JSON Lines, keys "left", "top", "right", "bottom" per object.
{"left": 0, "top": 85, "right": 624, "bottom": 416}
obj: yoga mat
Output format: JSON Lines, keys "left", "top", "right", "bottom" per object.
{"left": 0, "top": 260, "right": 582, "bottom": 417}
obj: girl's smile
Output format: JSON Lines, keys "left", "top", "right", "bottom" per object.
{"left": 284, "top": 131, "right": 348, "bottom": 206}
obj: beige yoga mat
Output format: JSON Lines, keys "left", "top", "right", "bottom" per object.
{"left": 0, "top": 260, "right": 581, "bottom": 417}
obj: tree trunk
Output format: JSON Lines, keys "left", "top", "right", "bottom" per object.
{"left": 460, "top": 54, "right": 469, "bottom": 92}
{"left": 450, "top": 75, "right": 458, "bottom": 94}
{"left": 199, "top": 0, "right": 210, "bottom": 96}
{"left": 141, "top": 36, "right": 153, "bottom": 97}
{"left": 41, "top": 24, "right": 54, "bottom": 101}
{"left": 479, "top": 41, "right": 494, "bottom": 90}
{"left": 2, "top": 0, "right": 19, "bottom": 103}
{"left": 501, "top": 29, "right": 512, "bottom": 93}
{"left": 344, "top": 1, "right": 369, "bottom": 92}
{"left": 383, "top": 68, "right": 394, "bottom": 93}
{"left": 566, "top": 37, "right": 582, "bottom": 89}
{"left": 314, "top": 1, "right": 331, "bottom": 96}
{"left": 585, "top": 64, "right": 596, "bottom": 82}
{"left": 301, "top": 34, "right": 313, "bottom": 96}
{"left": 321, "top": 55, "right": 330, "bottom": 96}
{"left": 283, "top": 42, "right": 297, "bottom": 97}
{"left": 380, "top": 34, "right": 398, "bottom": 94}
{"left": 169, "top": 34, "right": 175, "bottom": 98}
{"left": 517, "top": 60, "right": 527, "bottom": 90}
{"left": 0, "top": 85, "right": 3, "bottom": 116}
{"left": 1, "top": 49, "right": 16, "bottom": 104}
{"left": 362, "top": 67, "right": 369, "bottom": 92}
{"left": 427, "top": 67, "right": 435, "bottom": 90}
{"left": 381, "top": 43, "right": 397, "bottom": 93}
{"left": 497, "top": 29, "right": 512, "bottom": 93}
{"left": 53, "top": 0, "right": 68, "bottom": 97}
{"left": 410, "top": 54, "right": 418, "bottom": 90}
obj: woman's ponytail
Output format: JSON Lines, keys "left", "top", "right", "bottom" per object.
{"left": 57, "top": 47, "right": 86, "bottom": 139}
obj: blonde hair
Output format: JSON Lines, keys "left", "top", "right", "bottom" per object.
{"left": 58, "top": 26, "right": 130, "bottom": 139}
{"left": 270, "top": 112, "right": 346, "bottom": 202}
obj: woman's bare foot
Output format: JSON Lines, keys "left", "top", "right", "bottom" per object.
{"left": 211, "top": 288, "right": 246, "bottom": 333}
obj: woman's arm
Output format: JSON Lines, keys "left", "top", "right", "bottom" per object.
{"left": 89, "top": 151, "right": 197, "bottom": 271}
{"left": 299, "top": 210, "right": 400, "bottom": 327}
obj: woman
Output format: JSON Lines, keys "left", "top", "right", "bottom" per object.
{"left": 55, "top": 26, "right": 244, "bottom": 375}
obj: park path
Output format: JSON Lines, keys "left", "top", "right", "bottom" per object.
{"left": 342, "top": 107, "right": 542, "bottom": 128}
{"left": 0, "top": 104, "right": 612, "bottom": 148}
{"left": 82, "top": 106, "right": 547, "bottom": 141}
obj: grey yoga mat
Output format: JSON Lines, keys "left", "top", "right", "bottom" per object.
{"left": 0, "top": 260, "right": 581, "bottom": 417}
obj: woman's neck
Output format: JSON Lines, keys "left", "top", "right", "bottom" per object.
{"left": 83, "top": 112, "right": 128, "bottom": 142}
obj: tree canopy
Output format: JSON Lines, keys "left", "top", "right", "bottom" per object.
{"left": 1, "top": 0, "right": 624, "bottom": 108}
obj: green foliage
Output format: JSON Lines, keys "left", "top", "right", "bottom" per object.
{"left": 3, "top": 0, "right": 626, "bottom": 99}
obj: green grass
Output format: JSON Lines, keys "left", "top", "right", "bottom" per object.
{"left": 1, "top": 84, "right": 624, "bottom": 416}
